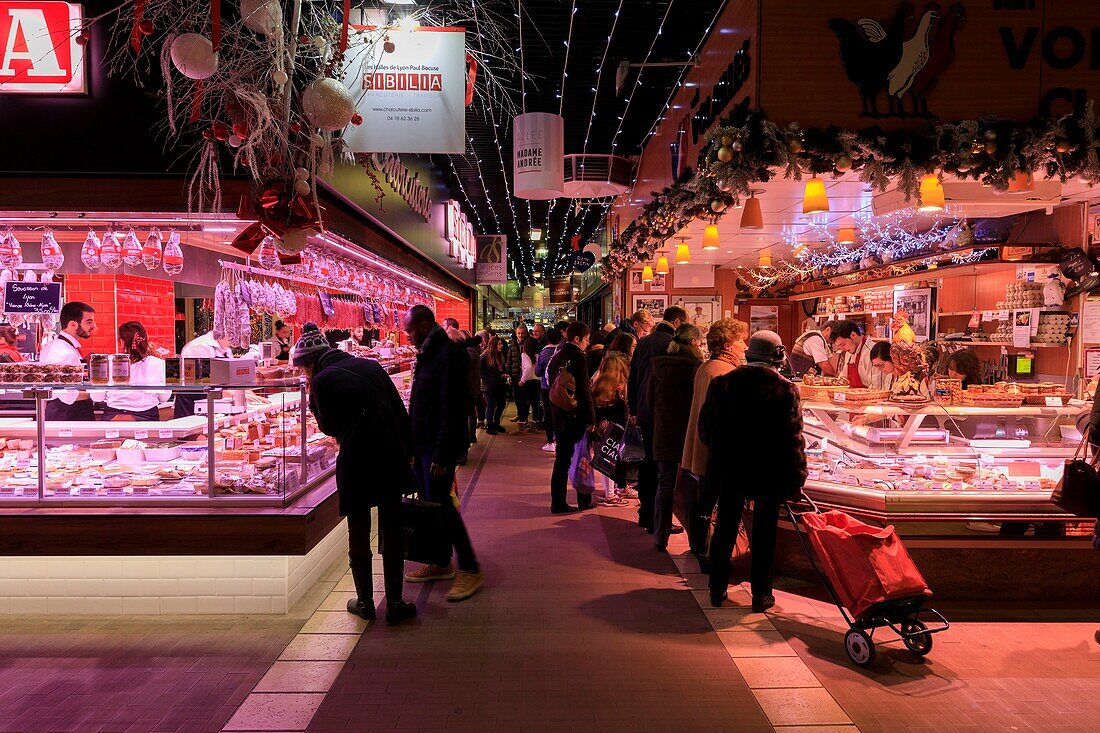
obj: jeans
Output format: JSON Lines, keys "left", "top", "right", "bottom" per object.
{"left": 346, "top": 493, "right": 404, "bottom": 605}
{"left": 551, "top": 428, "right": 585, "bottom": 508}
{"left": 635, "top": 422, "right": 657, "bottom": 529}
{"left": 413, "top": 452, "right": 479, "bottom": 573}
{"left": 484, "top": 389, "right": 506, "bottom": 428}
{"left": 542, "top": 389, "right": 555, "bottom": 443}
{"left": 708, "top": 495, "right": 781, "bottom": 600}
{"left": 654, "top": 462, "right": 698, "bottom": 548}
{"left": 522, "top": 380, "right": 542, "bottom": 424}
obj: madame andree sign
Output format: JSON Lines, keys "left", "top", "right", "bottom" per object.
{"left": 751, "top": 0, "right": 1099, "bottom": 128}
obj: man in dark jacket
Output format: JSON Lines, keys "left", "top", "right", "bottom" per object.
{"left": 546, "top": 322, "right": 595, "bottom": 513}
{"left": 294, "top": 323, "right": 417, "bottom": 625}
{"left": 627, "top": 306, "right": 687, "bottom": 532}
{"left": 647, "top": 324, "right": 704, "bottom": 551}
{"left": 700, "top": 330, "right": 807, "bottom": 613}
{"left": 403, "top": 305, "right": 484, "bottom": 603}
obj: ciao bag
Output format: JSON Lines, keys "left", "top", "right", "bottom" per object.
{"left": 590, "top": 421, "right": 626, "bottom": 479}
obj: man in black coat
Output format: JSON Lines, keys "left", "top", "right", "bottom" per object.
{"left": 294, "top": 323, "right": 417, "bottom": 625}
{"left": 546, "top": 322, "right": 595, "bottom": 513}
{"left": 403, "top": 305, "right": 485, "bottom": 603}
{"left": 700, "top": 330, "right": 807, "bottom": 613}
{"left": 627, "top": 306, "right": 687, "bottom": 532}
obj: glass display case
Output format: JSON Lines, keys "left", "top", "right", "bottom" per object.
{"left": 1, "top": 381, "right": 337, "bottom": 507}
{"left": 799, "top": 396, "right": 1086, "bottom": 531}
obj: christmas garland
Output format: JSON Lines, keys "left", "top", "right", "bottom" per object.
{"left": 602, "top": 101, "right": 1100, "bottom": 282}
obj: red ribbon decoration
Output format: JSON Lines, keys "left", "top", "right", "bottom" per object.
{"left": 232, "top": 191, "right": 324, "bottom": 266}
{"left": 465, "top": 53, "right": 477, "bottom": 107}
{"left": 130, "top": 0, "right": 146, "bottom": 53}
{"left": 211, "top": 0, "right": 221, "bottom": 50}
{"left": 338, "top": 0, "right": 351, "bottom": 55}
{"left": 189, "top": 79, "right": 204, "bottom": 123}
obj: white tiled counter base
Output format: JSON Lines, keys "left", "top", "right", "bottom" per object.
{"left": 0, "top": 519, "right": 349, "bottom": 615}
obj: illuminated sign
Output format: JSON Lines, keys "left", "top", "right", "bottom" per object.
{"left": 371, "top": 152, "right": 433, "bottom": 221}
{"left": 444, "top": 200, "right": 475, "bottom": 270}
{"left": 0, "top": 1, "right": 85, "bottom": 94}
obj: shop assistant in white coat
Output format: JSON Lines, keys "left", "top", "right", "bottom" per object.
{"left": 38, "top": 301, "right": 98, "bottom": 421}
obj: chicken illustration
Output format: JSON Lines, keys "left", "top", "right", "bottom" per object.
{"left": 907, "top": 2, "right": 967, "bottom": 117}
{"left": 887, "top": 8, "right": 938, "bottom": 100}
{"left": 827, "top": 2, "right": 914, "bottom": 118}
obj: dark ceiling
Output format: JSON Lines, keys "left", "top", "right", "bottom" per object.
{"left": 434, "top": 0, "right": 726, "bottom": 286}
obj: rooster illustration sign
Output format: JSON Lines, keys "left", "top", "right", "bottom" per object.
{"left": 829, "top": 1, "right": 966, "bottom": 118}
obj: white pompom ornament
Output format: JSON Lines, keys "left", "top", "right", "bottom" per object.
{"left": 240, "top": 0, "right": 281, "bottom": 35}
{"left": 170, "top": 33, "right": 218, "bottom": 80}
{"left": 294, "top": 179, "right": 311, "bottom": 197}
{"left": 276, "top": 228, "right": 311, "bottom": 254}
{"left": 272, "top": 69, "right": 289, "bottom": 85}
{"left": 228, "top": 134, "right": 243, "bottom": 148}
{"left": 301, "top": 78, "right": 355, "bottom": 132}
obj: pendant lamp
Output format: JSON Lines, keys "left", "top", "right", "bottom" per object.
{"left": 702, "top": 225, "right": 720, "bottom": 250}
{"left": 740, "top": 191, "right": 764, "bottom": 229}
{"left": 802, "top": 178, "right": 829, "bottom": 214}
{"left": 759, "top": 253, "right": 773, "bottom": 267}
{"left": 655, "top": 254, "right": 669, "bottom": 275}
{"left": 917, "top": 174, "right": 945, "bottom": 212}
{"left": 675, "top": 243, "right": 691, "bottom": 264}
{"left": 837, "top": 226, "right": 856, "bottom": 245}
{"left": 641, "top": 264, "right": 654, "bottom": 282}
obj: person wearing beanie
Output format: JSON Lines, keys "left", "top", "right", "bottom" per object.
{"left": 647, "top": 322, "right": 704, "bottom": 550}
{"left": 699, "top": 329, "right": 807, "bottom": 614}
{"left": 294, "top": 322, "right": 417, "bottom": 625}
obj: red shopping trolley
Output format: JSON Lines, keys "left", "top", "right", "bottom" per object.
{"left": 786, "top": 494, "right": 949, "bottom": 667}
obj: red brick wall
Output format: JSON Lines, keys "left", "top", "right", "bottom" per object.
{"left": 62, "top": 274, "right": 176, "bottom": 356}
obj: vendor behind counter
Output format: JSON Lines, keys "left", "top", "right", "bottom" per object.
{"left": 173, "top": 331, "right": 233, "bottom": 418}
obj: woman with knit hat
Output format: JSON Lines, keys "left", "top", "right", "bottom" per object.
{"left": 292, "top": 323, "right": 417, "bottom": 625}
{"left": 647, "top": 323, "right": 705, "bottom": 551}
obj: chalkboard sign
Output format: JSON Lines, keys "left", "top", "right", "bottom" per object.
{"left": 318, "top": 289, "right": 335, "bottom": 317}
{"left": 4, "top": 282, "right": 62, "bottom": 314}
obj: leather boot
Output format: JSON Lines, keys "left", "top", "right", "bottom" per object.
{"left": 346, "top": 561, "right": 376, "bottom": 621}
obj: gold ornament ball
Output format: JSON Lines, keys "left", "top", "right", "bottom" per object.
{"left": 717, "top": 145, "right": 734, "bottom": 163}
{"left": 730, "top": 139, "right": 743, "bottom": 152}
{"left": 788, "top": 139, "right": 803, "bottom": 154}
{"left": 984, "top": 141, "right": 997, "bottom": 154}
{"left": 272, "top": 69, "right": 289, "bottom": 85}
{"left": 710, "top": 199, "right": 727, "bottom": 213}
{"left": 716, "top": 179, "right": 732, "bottom": 192}
{"left": 1055, "top": 141, "right": 1070, "bottom": 154}
{"left": 294, "top": 166, "right": 310, "bottom": 181}
{"left": 835, "top": 154, "right": 853, "bottom": 172}
{"left": 301, "top": 78, "right": 356, "bottom": 132}
{"left": 720, "top": 135, "right": 733, "bottom": 147}
{"left": 293, "top": 179, "right": 311, "bottom": 197}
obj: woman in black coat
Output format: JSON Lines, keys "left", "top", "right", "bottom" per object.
{"left": 294, "top": 325, "right": 416, "bottom": 625}
{"left": 700, "top": 330, "right": 807, "bottom": 613}
{"left": 481, "top": 336, "right": 509, "bottom": 434}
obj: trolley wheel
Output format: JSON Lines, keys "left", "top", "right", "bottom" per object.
{"left": 901, "top": 619, "right": 933, "bottom": 656}
{"left": 844, "top": 628, "right": 876, "bottom": 667}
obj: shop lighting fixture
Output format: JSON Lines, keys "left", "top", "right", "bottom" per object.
{"left": 739, "top": 192, "right": 763, "bottom": 230}
{"left": 837, "top": 227, "right": 856, "bottom": 245}
{"left": 675, "top": 243, "right": 691, "bottom": 265}
{"left": 641, "top": 264, "right": 654, "bottom": 282}
{"left": 759, "top": 253, "right": 772, "bottom": 267}
{"left": 802, "top": 178, "right": 829, "bottom": 215}
{"left": 530, "top": 228, "right": 543, "bottom": 241}
{"left": 917, "top": 174, "right": 945, "bottom": 212}
{"left": 702, "top": 225, "right": 720, "bottom": 250}
{"left": 319, "top": 233, "right": 462, "bottom": 301}
{"left": 655, "top": 254, "right": 669, "bottom": 275}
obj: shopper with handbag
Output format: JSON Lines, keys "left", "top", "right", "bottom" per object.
{"left": 403, "top": 306, "right": 485, "bottom": 603}
{"left": 293, "top": 323, "right": 417, "bottom": 625}
{"left": 591, "top": 351, "right": 631, "bottom": 506}
{"left": 547, "top": 322, "right": 595, "bottom": 513}
{"left": 701, "top": 330, "right": 807, "bottom": 613}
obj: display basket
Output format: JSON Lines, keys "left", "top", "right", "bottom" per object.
{"left": 833, "top": 389, "right": 890, "bottom": 406}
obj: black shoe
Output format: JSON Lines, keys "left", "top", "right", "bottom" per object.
{"left": 668, "top": 525, "right": 685, "bottom": 535}
{"left": 551, "top": 504, "right": 580, "bottom": 514}
{"left": 577, "top": 496, "right": 593, "bottom": 510}
{"left": 654, "top": 543, "right": 667, "bottom": 553}
{"left": 752, "top": 594, "right": 776, "bottom": 613}
{"left": 346, "top": 598, "right": 376, "bottom": 621}
{"left": 710, "top": 591, "right": 728, "bottom": 608}
{"left": 385, "top": 600, "right": 417, "bottom": 625}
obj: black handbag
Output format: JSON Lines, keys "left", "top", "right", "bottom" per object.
{"left": 399, "top": 495, "right": 452, "bottom": 566}
{"left": 1052, "top": 429, "right": 1100, "bottom": 517}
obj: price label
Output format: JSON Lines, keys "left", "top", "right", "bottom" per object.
{"left": 159, "top": 429, "right": 174, "bottom": 439}
{"left": 134, "top": 430, "right": 149, "bottom": 439}
{"left": 833, "top": 392, "right": 847, "bottom": 403}
{"left": 1045, "top": 396, "right": 1064, "bottom": 407}
{"left": 996, "top": 310, "right": 1010, "bottom": 321}
{"left": 105, "top": 429, "right": 120, "bottom": 439}
{"left": 252, "top": 439, "right": 260, "bottom": 449}
{"left": 248, "top": 413, "right": 258, "bottom": 423}
{"left": 58, "top": 428, "right": 72, "bottom": 438}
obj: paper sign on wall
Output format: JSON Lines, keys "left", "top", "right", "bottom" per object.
{"left": 340, "top": 27, "right": 466, "bottom": 154}
{"left": 1012, "top": 310, "right": 1032, "bottom": 348}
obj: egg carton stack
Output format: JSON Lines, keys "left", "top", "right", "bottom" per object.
{"left": 997, "top": 281, "right": 1044, "bottom": 310}
{"left": 1034, "top": 313, "right": 1071, "bottom": 344}
{"left": 990, "top": 320, "right": 1012, "bottom": 343}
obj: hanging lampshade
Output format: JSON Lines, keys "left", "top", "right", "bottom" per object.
{"left": 1007, "top": 169, "right": 1034, "bottom": 193}
{"left": 655, "top": 255, "right": 669, "bottom": 275}
{"left": 675, "top": 243, "right": 691, "bottom": 264}
{"left": 702, "top": 225, "right": 720, "bottom": 250}
{"left": 641, "top": 264, "right": 654, "bottom": 282}
{"left": 759, "top": 253, "right": 773, "bottom": 267}
{"left": 740, "top": 194, "right": 763, "bottom": 229}
{"left": 802, "top": 177, "right": 829, "bottom": 214}
{"left": 917, "top": 174, "right": 945, "bottom": 212}
{"left": 837, "top": 226, "right": 856, "bottom": 244}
